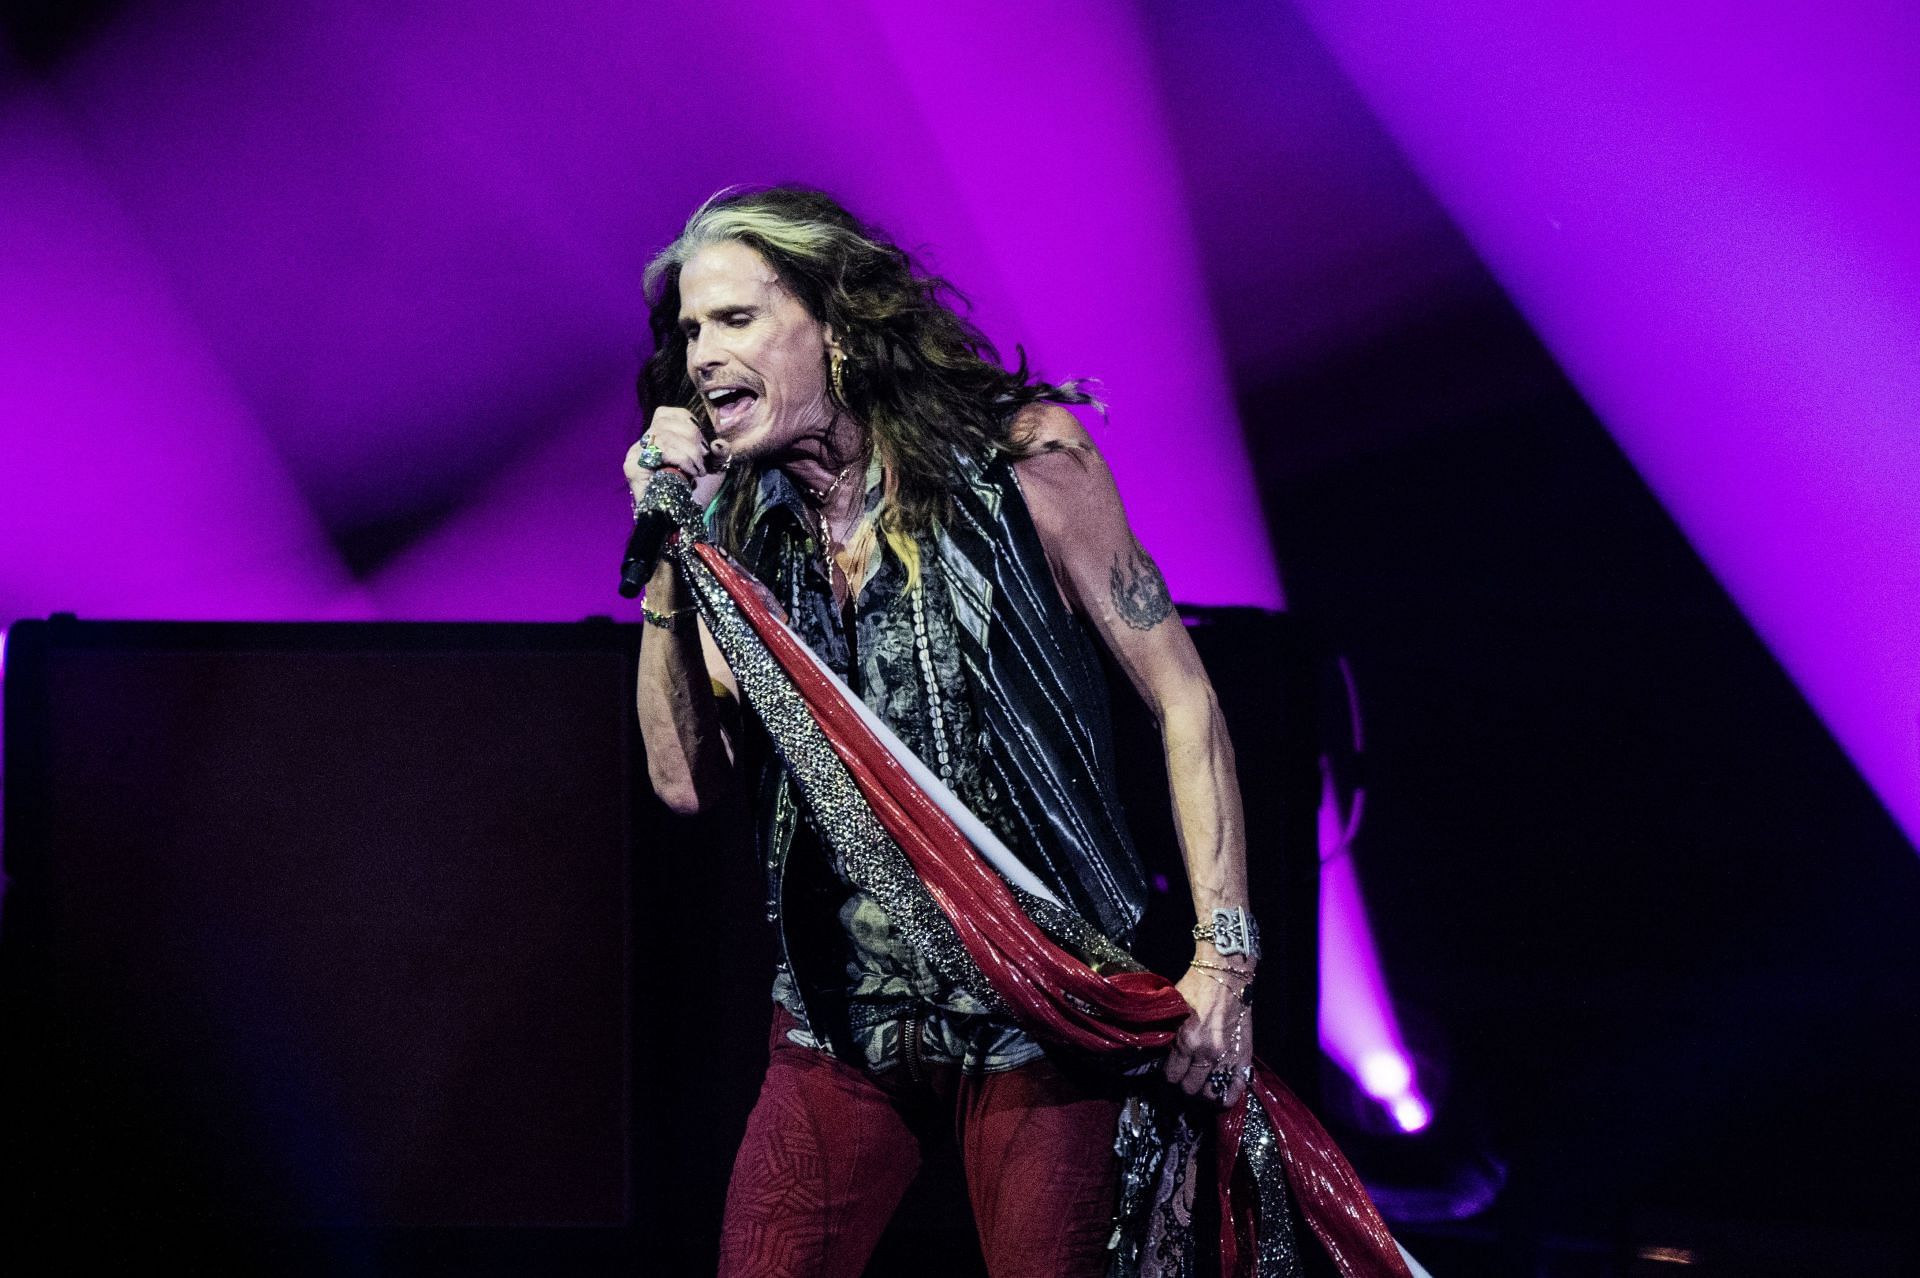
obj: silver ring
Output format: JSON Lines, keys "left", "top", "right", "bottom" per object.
{"left": 1207, "top": 1070, "right": 1231, "bottom": 1098}
{"left": 1240, "top": 1064, "right": 1254, "bottom": 1082}
{"left": 635, "top": 439, "right": 666, "bottom": 470}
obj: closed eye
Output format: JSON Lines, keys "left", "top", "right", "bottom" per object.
{"left": 679, "top": 310, "right": 754, "bottom": 339}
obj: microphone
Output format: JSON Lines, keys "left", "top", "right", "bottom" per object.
{"left": 619, "top": 466, "right": 694, "bottom": 598}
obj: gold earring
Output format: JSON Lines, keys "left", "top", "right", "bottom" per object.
{"left": 829, "top": 350, "right": 847, "bottom": 403}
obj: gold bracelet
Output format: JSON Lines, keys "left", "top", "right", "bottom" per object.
{"left": 1194, "top": 969, "right": 1257, "bottom": 1007}
{"left": 641, "top": 603, "right": 694, "bottom": 629}
{"left": 1189, "top": 958, "right": 1254, "bottom": 979}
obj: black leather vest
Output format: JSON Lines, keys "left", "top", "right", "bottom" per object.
{"left": 721, "top": 452, "right": 1149, "bottom": 1042}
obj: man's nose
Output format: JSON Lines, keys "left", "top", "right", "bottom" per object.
{"left": 689, "top": 328, "right": 724, "bottom": 375}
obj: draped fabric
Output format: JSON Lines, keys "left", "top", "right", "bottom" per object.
{"left": 937, "top": 457, "right": 1152, "bottom": 942}
{"left": 655, "top": 489, "right": 1413, "bottom": 1278}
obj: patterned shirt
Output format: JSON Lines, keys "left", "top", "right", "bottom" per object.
{"left": 729, "top": 460, "right": 1045, "bottom": 1075}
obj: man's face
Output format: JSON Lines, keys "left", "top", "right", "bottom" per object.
{"left": 677, "top": 240, "right": 837, "bottom": 463}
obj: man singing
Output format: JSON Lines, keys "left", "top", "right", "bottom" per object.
{"left": 626, "top": 187, "right": 1397, "bottom": 1278}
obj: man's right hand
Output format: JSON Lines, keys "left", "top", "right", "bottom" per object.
{"left": 625, "top": 406, "right": 730, "bottom": 509}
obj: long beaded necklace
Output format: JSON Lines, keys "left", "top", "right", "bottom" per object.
{"left": 800, "top": 458, "right": 956, "bottom": 789}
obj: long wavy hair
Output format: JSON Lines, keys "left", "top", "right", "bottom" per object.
{"left": 640, "top": 185, "right": 1097, "bottom": 574}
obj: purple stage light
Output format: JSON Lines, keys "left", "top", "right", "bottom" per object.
{"left": 1357, "top": 1049, "right": 1414, "bottom": 1100}
{"left": 1391, "top": 1094, "right": 1432, "bottom": 1134}
{"left": 0, "top": 94, "right": 369, "bottom": 624}
{"left": 1293, "top": 0, "right": 1920, "bottom": 853}
{"left": 367, "top": 0, "right": 1281, "bottom": 615}
{"left": 1312, "top": 660, "right": 1427, "bottom": 1131}
{"left": 367, "top": 389, "right": 645, "bottom": 620}
{"left": 1138, "top": 0, "right": 1487, "bottom": 380}
{"left": 20, "top": 1, "right": 1279, "bottom": 622}
{"left": 1318, "top": 765, "right": 1430, "bottom": 1131}
{"left": 860, "top": 0, "right": 1283, "bottom": 608}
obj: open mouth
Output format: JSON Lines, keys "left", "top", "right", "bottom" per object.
{"left": 704, "top": 386, "right": 759, "bottom": 433}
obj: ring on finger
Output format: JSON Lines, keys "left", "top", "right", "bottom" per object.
{"left": 1207, "top": 1070, "right": 1231, "bottom": 1098}
{"left": 635, "top": 439, "right": 666, "bottom": 470}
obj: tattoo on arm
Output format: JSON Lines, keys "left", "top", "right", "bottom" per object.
{"left": 1109, "top": 541, "right": 1174, "bottom": 630}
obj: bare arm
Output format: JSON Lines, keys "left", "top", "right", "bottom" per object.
{"left": 1102, "top": 537, "right": 1250, "bottom": 922}
{"left": 1012, "top": 405, "right": 1256, "bottom": 1108}
{"left": 626, "top": 411, "right": 741, "bottom": 815}
{"left": 634, "top": 560, "right": 741, "bottom": 814}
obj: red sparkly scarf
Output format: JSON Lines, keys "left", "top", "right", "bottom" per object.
{"left": 691, "top": 539, "right": 1413, "bottom": 1278}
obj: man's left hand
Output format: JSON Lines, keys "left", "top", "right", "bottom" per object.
{"left": 1163, "top": 965, "right": 1254, "bottom": 1109}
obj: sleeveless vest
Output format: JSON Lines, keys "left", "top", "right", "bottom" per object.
{"left": 715, "top": 450, "right": 1148, "bottom": 1060}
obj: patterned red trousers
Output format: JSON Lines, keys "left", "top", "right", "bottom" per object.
{"left": 717, "top": 1009, "right": 1123, "bottom": 1278}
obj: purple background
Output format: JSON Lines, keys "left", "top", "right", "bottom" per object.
{"left": 10, "top": 1, "right": 1911, "bottom": 858}
{"left": 6, "top": 2, "right": 1920, "bottom": 1265}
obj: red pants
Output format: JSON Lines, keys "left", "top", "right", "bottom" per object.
{"left": 717, "top": 1010, "right": 1123, "bottom": 1278}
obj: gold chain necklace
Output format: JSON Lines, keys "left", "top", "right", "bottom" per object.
{"left": 808, "top": 460, "right": 859, "bottom": 592}
{"left": 808, "top": 461, "right": 857, "bottom": 545}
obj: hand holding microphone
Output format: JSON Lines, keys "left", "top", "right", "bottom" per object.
{"left": 620, "top": 408, "right": 730, "bottom": 598}
{"left": 623, "top": 407, "right": 727, "bottom": 494}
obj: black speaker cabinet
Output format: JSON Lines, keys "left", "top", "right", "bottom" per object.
{"left": 1, "top": 618, "right": 650, "bottom": 1270}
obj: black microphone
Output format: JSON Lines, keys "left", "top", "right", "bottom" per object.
{"left": 619, "top": 466, "right": 694, "bottom": 598}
